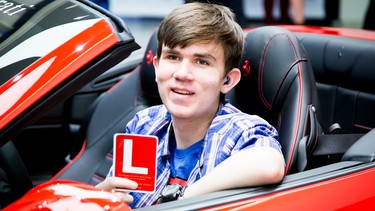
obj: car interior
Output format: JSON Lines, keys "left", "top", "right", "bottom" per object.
{"left": 296, "top": 30, "right": 375, "bottom": 168}
{"left": 1, "top": 24, "right": 375, "bottom": 209}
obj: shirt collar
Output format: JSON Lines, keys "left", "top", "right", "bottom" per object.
{"left": 159, "top": 103, "right": 228, "bottom": 158}
{"left": 160, "top": 121, "right": 173, "bottom": 157}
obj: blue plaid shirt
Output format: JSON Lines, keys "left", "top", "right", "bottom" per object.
{"left": 107, "top": 103, "right": 282, "bottom": 208}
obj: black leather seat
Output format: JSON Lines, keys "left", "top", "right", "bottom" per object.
{"left": 233, "top": 26, "right": 321, "bottom": 174}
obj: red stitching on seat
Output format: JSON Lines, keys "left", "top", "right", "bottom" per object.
{"left": 353, "top": 124, "right": 373, "bottom": 131}
{"left": 259, "top": 32, "right": 303, "bottom": 174}
{"left": 107, "top": 68, "right": 138, "bottom": 93}
{"left": 285, "top": 59, "right": 303, "bottom": 175}
{"left": 93, "top": 174, "right": 105, "bottom": 182}
{"left": 258, "top": 33, "right": 300, "bottom": 111}
{"left": 106, "top": 153, "right": 113, "bottom": 159}
{"left": 50, "top": 139, "right": 87, "bottom": 181}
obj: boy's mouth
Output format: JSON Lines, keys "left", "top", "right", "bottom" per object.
{"left": 172, "top": 89, "right": 194, "bottom": 95}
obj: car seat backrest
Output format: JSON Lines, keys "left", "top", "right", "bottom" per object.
{"left": 139, "top": 29, "right": 160, "bottom": 103}
{"left": 234, "top": 26, "right": 321, "bottom": 174}
{"left": 297, "top": 34, "right": 375, "bottom": 134}
{"left": 52, "top": 30, "right": 161, "bottom": 185}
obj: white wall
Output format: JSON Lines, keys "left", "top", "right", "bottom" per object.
{"left": 110, "top": 0, "right": 183, "bottom": 18}
{"left": 339, "top": 0, "right": 369, "bottom": 28}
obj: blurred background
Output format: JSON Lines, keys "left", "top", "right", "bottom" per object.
{"left": 90, "top": 0, "right": 374, "bottom": 51}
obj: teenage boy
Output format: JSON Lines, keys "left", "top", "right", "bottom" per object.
{"left": 96, "top": 2, "right": 285, "bottom": 208}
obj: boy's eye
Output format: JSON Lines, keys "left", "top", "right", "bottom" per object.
{"left": 167, "top": 55, "right": 179, "bottom": 61}
{"left": 196, "top": 59, "right": 209, "bottom": 66}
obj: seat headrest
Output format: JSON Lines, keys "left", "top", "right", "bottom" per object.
{"left": 140, "top": 29, "right": 159, "bottom": 98}
{"left": 237, "top": 26, "right": 311, "bottom": 118}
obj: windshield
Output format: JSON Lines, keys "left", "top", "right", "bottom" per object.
{"left": 0, "top": 0, "right": 105, "bottom": 86}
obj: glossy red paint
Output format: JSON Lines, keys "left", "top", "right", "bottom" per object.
{"left": 3, "top": 180, "right": 131, "bottom": 211}
{"left": 284, "top": 25, "right": 375, "bottom": 41}
{"left": 204, "top": 167, "right": 375, "bottom": 210}
{"left": 245, "top": 25, "right": 375, "bottom": 41}
{"left": 0, "top": 19, "right": 118, "bottom": 130}
{"left": 11, "top": 167, "right": 375, "bottom": 211}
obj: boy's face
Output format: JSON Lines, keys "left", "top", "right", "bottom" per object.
{"left": 153, "top": 41, "right": 228, "bottom": 122}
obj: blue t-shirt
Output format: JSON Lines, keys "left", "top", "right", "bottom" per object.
{"left": 169, "top": 138, "right": 204, "bottom": 180}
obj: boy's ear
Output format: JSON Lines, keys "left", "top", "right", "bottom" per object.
{"left": 153, "top": 56, "right": 159, "bottom": 82}
{"left": 221, "top": 68, "right": 241, "bottom": 94}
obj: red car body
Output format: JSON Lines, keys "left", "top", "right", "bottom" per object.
{"left": 1, "top": 0, "right": 375, "bottom": 210}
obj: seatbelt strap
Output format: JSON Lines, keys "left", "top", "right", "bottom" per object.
{"left": 297, "top": 136, "right": 309, "bottom": 172}
{"left": 297, "top": 104, "right": 319, "bottom": 172}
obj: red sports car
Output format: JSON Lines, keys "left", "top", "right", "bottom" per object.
{"left": 1, "top": 0, "right": 375, "bottom": 210}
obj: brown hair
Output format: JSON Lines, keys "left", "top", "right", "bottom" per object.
{"left": 156, "top": 2, "right": 244, "bottom": 74}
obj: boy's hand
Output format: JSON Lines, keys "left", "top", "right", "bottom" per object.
{"left": 96, "top": 177, "right": 138, "bottom": 204}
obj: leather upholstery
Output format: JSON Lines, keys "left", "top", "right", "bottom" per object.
{"left": 235, "top": 26, "right": 321, "bottom": 174}
{"left": 297, "top": 34, "right": 375, "bottom": 134}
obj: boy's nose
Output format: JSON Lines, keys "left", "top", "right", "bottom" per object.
{"left": 173, "top": 60, "right": 193, "bottom": 81}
